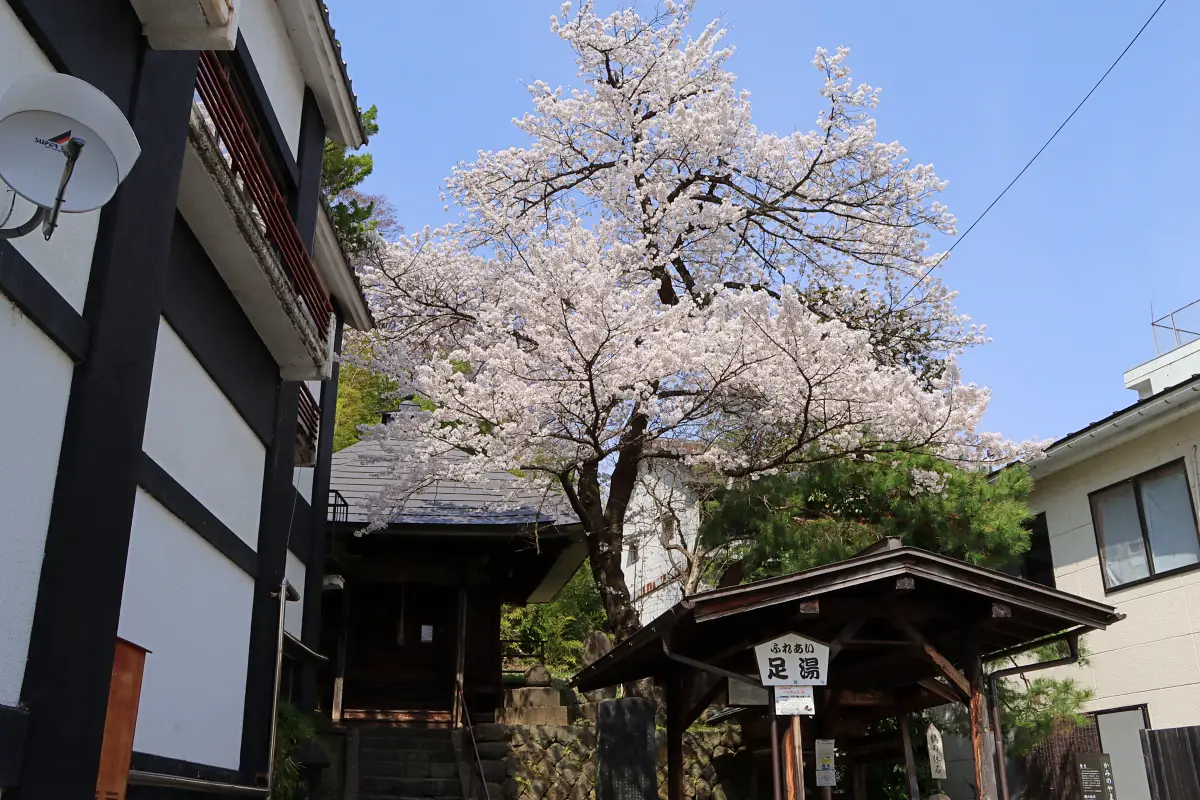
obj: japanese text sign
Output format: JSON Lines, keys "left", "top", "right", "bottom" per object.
{"left": 1076, "top": 753, "right": 1117, "bottom": 800}
{"left": 754, "top": 633, "right": 830, "bottom": 686}
{"left": 815, "top": 739, "right": 836, "bottom": 787}
{"left": 926, "top": 724, "right": 947, "bottom": 780}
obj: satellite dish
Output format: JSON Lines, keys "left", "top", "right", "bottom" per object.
{"left": 0, "top": 73, "right": 140, "bottom": 239}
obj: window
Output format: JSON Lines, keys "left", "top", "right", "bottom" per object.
{"left": 1089, "top": 460, "right": 1200, "bottom": 590}
{"left": 998, "top": 512, "right": 1056, "bottom": 588}
{"left": 1093, "top": 706, "right": 1152, "bottom": 800}
{"left": 626, "top": 542, "right": 639, "bottom": 566}
{"left": 662, "top": 514, "right": 679, "bottom": 541}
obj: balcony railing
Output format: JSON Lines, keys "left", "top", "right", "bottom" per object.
{"left": 193, "top": 51, "right": 332, "bottom": 341}
{"left": 295, "top": 383, "right": 320, "bottom": 466}
{"left": 1152, "top": 299, "right": 1200, "bottom": 355}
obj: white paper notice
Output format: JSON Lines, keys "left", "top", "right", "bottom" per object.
{"left": 773, "top": 685, "right": 815, "bottom": 716}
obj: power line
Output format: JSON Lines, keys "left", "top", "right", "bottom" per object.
{"left": 898, "top": 0, "right": 1169, "bottom": 305}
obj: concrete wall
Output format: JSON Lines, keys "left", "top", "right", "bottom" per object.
{"left": 118, "top": 490, "right": 254, "bottom": 770}
{"left": 144, "top": 318, "right": 266, "bottom": 550}
{"left": 238, "top": 0, "right": 305, "bottom": 157}
{"left": 623, "top": 464, "right": 702, "bottom": 625}
{"left": 1032, "top": 411, "right": 1200, "bottom": 728}
{"left": 0, "top": 3, "right": 102, "bottom": 706}
{"left": 1124, "top": 339, "right": 1200, "bottom": 398}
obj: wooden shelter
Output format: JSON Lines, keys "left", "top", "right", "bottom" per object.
{"left": 321, "top": 434, "right": 587, "bottom": 724}
{"left": 573, "top": 541, "right": 1123, "bottom": 800}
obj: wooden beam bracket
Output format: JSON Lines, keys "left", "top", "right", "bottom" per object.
{"left": 890, "top": 616, "right": 971, "bottom": 703}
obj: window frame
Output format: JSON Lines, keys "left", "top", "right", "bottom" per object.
{"left": 626, "top": 541, "right": 639, "bottom": 567}
{"left": 1089, "top": 458, "right": 1200, "bottom": 592}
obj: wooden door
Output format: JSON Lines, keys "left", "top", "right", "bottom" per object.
{"left": 345, "top": 582, "right": 458, "bottom": 711}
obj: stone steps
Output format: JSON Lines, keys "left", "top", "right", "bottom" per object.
{"left": 360, "top": 776, "right": 462, "bottom": 798}
{"left": 356, "top": 726, "right": 466, "bottom": 799}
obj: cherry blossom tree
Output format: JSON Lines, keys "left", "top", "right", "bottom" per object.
{"left": 354, "top": 0, "right": 1039, "bottom": 641}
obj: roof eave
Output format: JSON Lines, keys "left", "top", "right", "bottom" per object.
{"left": 1030, "top": 377, "right": 1200, "bottom": 481}
{"left": 314, "top": 204, "right": 373, "bottom": 331}
{"left": 278, "top": 0, "right": 366, "bottom": 148}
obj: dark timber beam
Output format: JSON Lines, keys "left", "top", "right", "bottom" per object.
{"left": 240, "top": 382, "right": 301, "bottom": 779}
{"left": 892, "top": 617, "right": 971, "bottom": 703}
{"left": 666, "top": 674, "right": 685, "bottom": 800}
{"left": 14, "top": 45, "right": 200, "bottom": 800}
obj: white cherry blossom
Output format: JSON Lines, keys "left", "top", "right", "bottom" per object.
{"left": 353, "top": 1, "right": 1041, "bottom": 639}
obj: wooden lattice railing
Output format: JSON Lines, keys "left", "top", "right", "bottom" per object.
{"left": 194, "top": 51, "right": 332, "bottom": 340}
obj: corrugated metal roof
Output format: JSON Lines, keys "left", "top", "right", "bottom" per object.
{"left": 330, "top": 439, "right": 577, "bottom": 527}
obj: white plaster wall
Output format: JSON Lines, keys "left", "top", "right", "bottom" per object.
{"left": 0, "top": 3, "right": 101, "bottom": 312}
{"left": 238, "top": 0, "right": 305, "bottom": 157}
{"left": 284, "top": 550, "right": 306, "bottom": 638}
{"left": 119, "top": 490, "right": 254, "bottom": 770}
{"left": 0, "top": 304, "right": 74, "bottom": 706}
{"left": 1031, "top": 411, "right": 1200, "bottom": 729}
{"left": 623, "top": 465, "right": 702, "bottom": 625}
{"left": 144, "top": 319, "right": 266, "bottom": 550}
{"left": 293, "top": 466, "right": 313, "bottom": 504}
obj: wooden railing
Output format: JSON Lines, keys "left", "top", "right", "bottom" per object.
{"left": 296, "top": 383, "right": 320, "bottom": 464}
{"left": 194, "top": 51, "right": 332, "bottom": 340}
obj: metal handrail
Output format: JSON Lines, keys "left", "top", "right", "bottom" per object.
{"left": 194, "top": 51, "right": 332, "bottom": 339}
{"left": 454, "top": 681, "right": 491, "bottom": 800}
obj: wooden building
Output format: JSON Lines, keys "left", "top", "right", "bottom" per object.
{"left": 0, "top": 2, "right": 370, "bottom": 797}
{"left": 323, "top": 435, "right": 588, "bottom": 724}
{"left": 574, "top": 540, "right": 1124, "bottom": 800}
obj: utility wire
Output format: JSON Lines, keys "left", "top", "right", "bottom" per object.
{"left": 898, "top": 0, "right": 1169, "bottom": 305}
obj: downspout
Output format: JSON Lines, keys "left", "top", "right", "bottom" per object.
{"left": 128, "top": 579, "right": 298, "bottom": 796}
{"left": 987, "top": 628, "right": 1086, "bottom": 800}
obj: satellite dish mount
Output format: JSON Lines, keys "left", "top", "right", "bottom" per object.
{"left": 0, "top": 73, "right": 141, "bottom": 241}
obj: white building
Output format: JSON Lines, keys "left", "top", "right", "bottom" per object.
{"left": 0, "top": 3, "right": 370, "bottom": 797}
{"left": 622, "top": 460, "right": 706, "bottom": 625}
{"left": 944, "top": 310, "right": 1200, "bottom": 800}
{"left": 1017, "top": 321, "right": 1200, "bottom": 800}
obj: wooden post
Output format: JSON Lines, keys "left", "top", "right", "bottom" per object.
{"left": 969, "top": 644, "right": 1000, "bottom": 800}
{"left": 899, "top": 715, "right": 920, "bottom": 800}
{"left": 770, "top": 688, "right": 783, "bottom": 800}
{"left": 666, "top": 675, "right": 685, "bottom": 800}
{"left": 451, "top": 585, "right": 468, "bottom": 726}
{"left": 851, "top": 764, "right": 867, "bottom": 800}
{"left": 794, "top": 716, "right": 806, "bottom": 800}
{"left": 331, "top": 585, "right": 351, "bottom": 723}
{"left": 783, "top": 716, "right": 805, "bottom": 800}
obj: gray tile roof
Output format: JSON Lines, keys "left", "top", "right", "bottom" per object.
{"left": 329, "top": 439, "right": 577, "bottom": 527}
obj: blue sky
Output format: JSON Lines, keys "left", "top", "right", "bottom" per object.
{"left": 325, "top": 0, "right": 1199, "bottom": 444}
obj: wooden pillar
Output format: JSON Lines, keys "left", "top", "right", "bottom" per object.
{"left": 782, "top": 716, "right": 805, "bottom": 800}
{"left": 770, "top": 689, "right": 783, "bottom": 800}
{"left": 900, "top": 715, "right": 920, "bottom": 800}
{"left": 331, "top": 585, "right": 350, "bottom": 723}
{"left": 452, "top": 585, "right": 468, "bottom": 726}
{"left": 666, "top": 675, "right": 685, "bottom": 800}
{"left": 851, "top": 764, "right": 867, "bottom": 800}
{"left": 969, "top": 645, "right": 1000, "bottom": 800}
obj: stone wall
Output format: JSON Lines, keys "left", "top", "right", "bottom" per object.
{"left": 499, "top": 722, "right": 750, "bottom": 800}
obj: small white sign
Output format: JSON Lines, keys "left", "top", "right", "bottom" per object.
{"left": 815, "top": 739, "right": 836, "bottom": 787}
{"left": 927, "top": 724, "right": 947, "bottom": 780}
{"left": 755, "top": 633, "right": 830, "bottom": 686}
{"left": 774, "top": 685, "right": 815, "bottom": 716}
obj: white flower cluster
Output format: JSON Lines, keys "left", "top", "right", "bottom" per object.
{"left": 353, "top": 0, "right": 1044, "bottom": 532}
